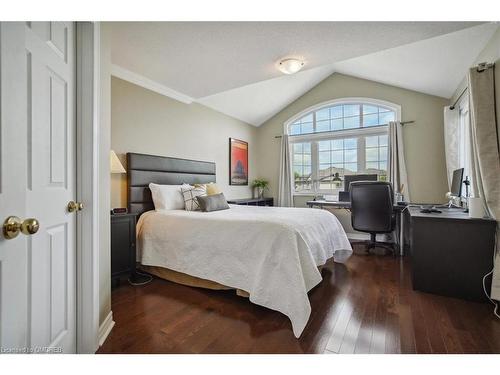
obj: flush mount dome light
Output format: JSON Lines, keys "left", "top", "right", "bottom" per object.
{"left": 278, "top": 58, "right": 304, "bottom": 75}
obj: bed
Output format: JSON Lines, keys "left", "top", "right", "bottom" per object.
{"left": 127, "top": 152, "right": 352, "bottom": 337}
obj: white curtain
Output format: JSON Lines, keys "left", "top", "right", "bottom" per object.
{"left": 388, "top": 121, "right": 410, "bottom": 201}
{"left": 277, "top": 135, "right": 293, "bottom": 207}
{"left": 443, "top": 106, "right": 460, "bottom": 188}
{"left": 468, "top": 66, "right": 500, "bottom": 301}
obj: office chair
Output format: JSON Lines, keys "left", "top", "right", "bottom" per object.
{"left": 349, "top": 181, "right": 396, "bottom": 255}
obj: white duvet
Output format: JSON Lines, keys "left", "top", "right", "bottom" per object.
{"left": 136, "top": 204, "right": 352, "bottom": 337}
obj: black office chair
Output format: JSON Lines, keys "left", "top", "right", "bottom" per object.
{"left": 349, "top": 181, "right": 396, "bottom": 255}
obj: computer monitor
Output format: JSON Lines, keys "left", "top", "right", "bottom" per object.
{"left": 343, "top": 174, "right": 378, "bottom": 192}
{"left": 450, "top": 168, "right": 464, "bottom": 197}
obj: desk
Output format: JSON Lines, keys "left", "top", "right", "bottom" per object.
{"left": 407, "top": 206, "right": 496, "bottom": 301}
{"left": 306, "top": 199, "right": 407, "bottom": 255}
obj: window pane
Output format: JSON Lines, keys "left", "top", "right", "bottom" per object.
{"left": 344, "top": 116, "right": 360, "bottom": 129}
{"left": 290, "top": 124, "right": 300, "bottom": 135}
{"left": 344, "top": 149, "right": 357, "bottom": 163}
{"left": 318, "top": 140, "right": 331, "bottom": 151}
{"left": 332, "top": 150, "right": 343, "bottom": 163}
{"left": 379, "top": 161, "right": 387, "bottom": 171}
{"left": 332, "top": 139, "right": 344, "bottom": 150}
{"left": 379, "top": 134, "right": 388, "bottom": 146}
{"left": 319, "top": 151, "right": 330, "bottom": 163}
{"left": 363, "top": 104, "right": 379, "bottom": 115}
{"left": 331, "top": 118, "right": 343, "bottom": 131}
{"left": 316, "top": 120, "right": 330, "bottom": 132}
{"left": 301, "top": 113, "right": 313, "bottom": 123}
{"left": 344, "top": 138, "right": 357, "bottom": 149}
{"left": 363, "top": 113, "right": 379, "bottom": 127}
{"left": 330, "top": 105, "right": 343, "bottom": 118}
{"left": 366, "top": 147, "right": 379, "bottom": 162}
{"left": 345, "top": 163, "right": 358, "bottom": 172}
{"left": 379, "top": 146, "right": 388, "bottom": 161}
{"left": 293, "top": 143, "right": 303, "bottom": 153}
{"left": 301, "top": 122, "right": 313, "bottom": 134}
{"left": 378, "top": 106, "right": 392, "bottom": 113}
{"left": 332, "top": 164, "right": 344, "bottom": 176}
{"left": 292, "top": 142, "right": 312, "bottom": 191}
{"left": 366, "top": 161, "right": 378, "bottom": 170}
{"left": 319, "top": 165, "right": 332, "bottom": 177}
{"left": 343, "top": 104, "right": 359, "bottom": 117}
{"left": 316, "top": 108, "right": 330, "bottom": 121}
{"left": 365, "top": 135, "right": 378, "bottom": 148}
{"left": 380, "top": 111, "right": 395, "bottom": 124}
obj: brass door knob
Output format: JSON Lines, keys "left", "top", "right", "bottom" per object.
{"left": 3, "top": 216, "right": 40, "bottom": 240}
{"left": 67, "top": 201, "right": 84, "bottom": 213}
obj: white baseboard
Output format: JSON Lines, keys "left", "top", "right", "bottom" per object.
{"left": 346, "top": 232, "right": 369, "bottom": 240}
{"left": 346, "top": 232, "right": 394, "bottom": 241}
{"left": 98, "top": 311, "right": 115, "bottom": 346}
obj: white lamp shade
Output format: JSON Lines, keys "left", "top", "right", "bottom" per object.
{"left": 110, "top": 150, "right": 126, "bottom": 174}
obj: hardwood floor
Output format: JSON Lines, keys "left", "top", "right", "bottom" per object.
{"left": 98, "top": 245, "right": 500, "bottom": 354}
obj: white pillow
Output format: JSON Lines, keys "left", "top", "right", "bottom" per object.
{"left": 148, "top": 183, "right": 185, "bottom": 210}
{"left": 180, "top": 183, "right": 207, "bottom": 211}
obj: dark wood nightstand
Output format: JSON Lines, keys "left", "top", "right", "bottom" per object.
{"left": 111, "top": 213, "right": 149, "bottom": 287}
{"left": 227, "top": 197, "right": 274, "bottom": 206}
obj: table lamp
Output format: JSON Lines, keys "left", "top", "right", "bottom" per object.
{"left": 110, "top": 150, "right": 126, "bottom": 214}
{"left": 110, "top": 150, "right": 126, "bottom": 174}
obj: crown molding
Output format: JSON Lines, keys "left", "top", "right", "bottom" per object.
{"left": 110, "top": 64, "right": 194, "bottom": 104}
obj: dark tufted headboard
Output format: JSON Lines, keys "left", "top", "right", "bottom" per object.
{"left": 127, "top": 152, "right": 216, "bottom": 216}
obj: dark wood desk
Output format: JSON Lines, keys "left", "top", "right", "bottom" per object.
{"left": 306, "top": 199, "right": 407, "bottom": 255}
{"left": 306, "top": 199, "right": 405, "bottom": 211}
{"left": 408, "top": 206, "right": 496, "bottom": 302}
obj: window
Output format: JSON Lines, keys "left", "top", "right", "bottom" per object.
{"left": 288, "top": 100, "right": 398, "bottom": 193}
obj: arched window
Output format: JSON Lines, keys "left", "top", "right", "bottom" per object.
{"left": 286, "top": 98, "right": 400, "bottom": 193}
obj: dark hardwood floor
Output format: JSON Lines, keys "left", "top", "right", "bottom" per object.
{"left": 98, "top": 244, "right": 500, "bottom": 354}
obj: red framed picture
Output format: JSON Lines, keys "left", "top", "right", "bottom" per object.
{"left": 229, "top": 138, "right": 248, "bottom": 185}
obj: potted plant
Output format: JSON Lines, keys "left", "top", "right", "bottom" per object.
{"left": 252, "top": 179, "right": 269, "bottom": 199}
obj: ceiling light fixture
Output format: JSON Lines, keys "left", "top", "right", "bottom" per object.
{"left": 278, "top": 58, "right": 304, "bottom": 75}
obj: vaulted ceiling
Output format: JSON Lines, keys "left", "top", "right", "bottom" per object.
{"left": 109, "top": 21, "right": 498, "bottom": 126}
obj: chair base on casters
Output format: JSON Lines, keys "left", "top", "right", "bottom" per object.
{"left": 355, "top": 233, "right": 396, "bottom": 256}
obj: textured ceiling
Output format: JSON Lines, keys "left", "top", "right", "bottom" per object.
{"left": 109, "top": 21, "right": 497, "bottom": 126}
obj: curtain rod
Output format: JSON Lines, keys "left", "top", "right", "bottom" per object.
{"left": 274, "top": 120, "right": 415, "bottom": 138}
{"left": 450, "top": 62, "right": 495, "bottom": 110}
{"left": 450, "top": 86, "right": 468, "bottom": 110}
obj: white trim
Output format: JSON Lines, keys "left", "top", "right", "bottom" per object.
{"left": 110, "top": 64, "right": 194, "bottom": 104}
{"left": 289, "top": 124, "right": 389, "bottom": 143}
{"left": 346, "top": 232, "right": 370, "bottom": 240}
{"left": 283, "top": 97, "right": 402, "bottom": 133}
{"left": 76, "top": 22, "right": 100, "bottom": 354}
{"left": 98, "top": 311, "right": 115, "bottom": 347}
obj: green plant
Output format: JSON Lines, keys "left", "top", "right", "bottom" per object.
{"left": 252, "top": 179, "right": 269, "bottom": 190}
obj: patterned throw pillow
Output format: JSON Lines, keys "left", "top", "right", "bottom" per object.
{"left": 194, "top": 182, "right": 221, "bottom": 196}
{"left": 181, "top": 183, "right": 207, "bottom": 211}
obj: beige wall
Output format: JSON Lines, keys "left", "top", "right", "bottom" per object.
{"left": 111, "top": 77, "right": 258, "bottom": 208}
{"left": 256, "top": 73, "right": 450, "bottom": 208}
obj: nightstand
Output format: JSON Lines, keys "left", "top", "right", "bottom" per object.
{"left": 110, "top": 213, "right": 149, "bottom": 287}
{"left": 227, "top": 197, "right": 274, "bottom": 206}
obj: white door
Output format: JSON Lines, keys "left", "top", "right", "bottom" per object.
{"left": 0, "top": 22, "right": 77, "bottom": 354}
